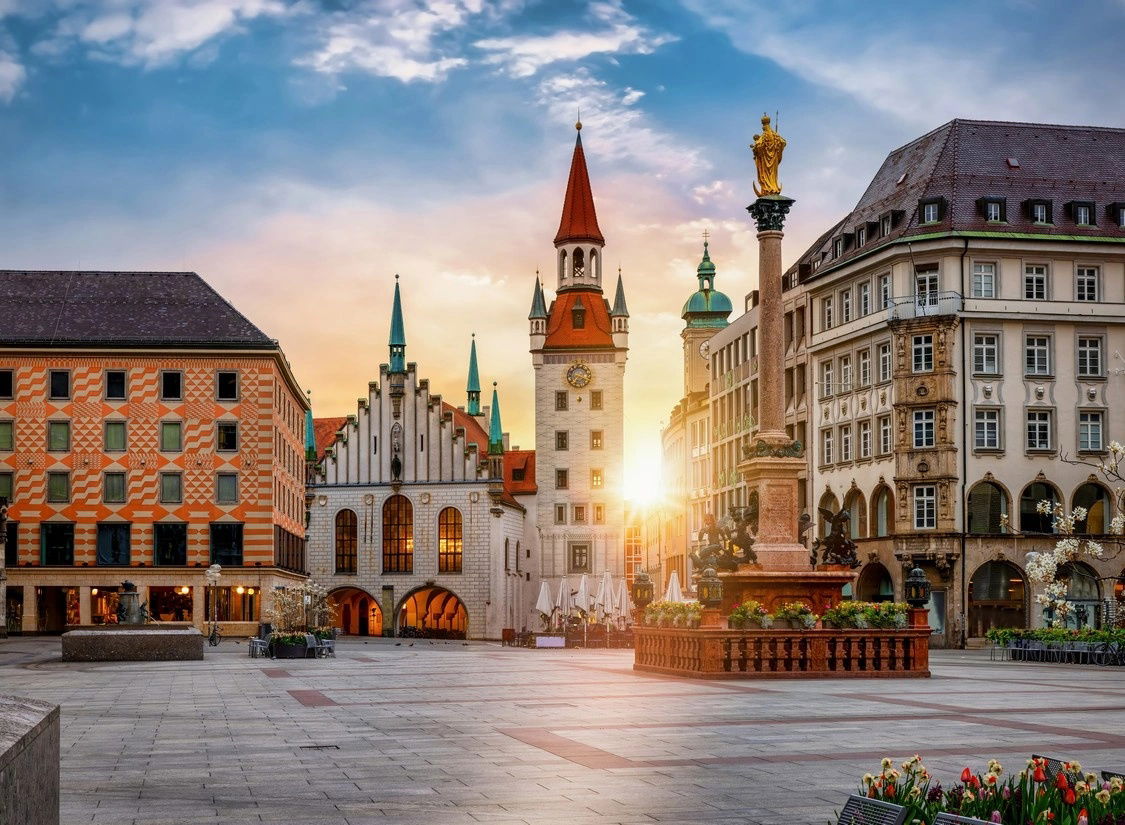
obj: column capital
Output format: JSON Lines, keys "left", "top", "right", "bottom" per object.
{"left": 747, "top": 195, "right": 796, "bottom": 233}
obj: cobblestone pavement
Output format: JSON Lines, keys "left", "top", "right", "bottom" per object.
{"left": 2, "top": 637, "right": 1124, "bottom": 825}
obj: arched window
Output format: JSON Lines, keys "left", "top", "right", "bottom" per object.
{"left": 1059, "top": 562, "right": 1100, "bottom": 601}
{"left": 559, "top": 249, "right": 567, "bottom": 280}
{"left": 818, "top": 492, "right": 840, "bottom": 538}
{"left": 335, "top": 509, "right": 358, "bottom": 574}
{"left": 1073, "top": 483, "right": 1111, "bottom": 534}
{"left": 504, "top": 538, "right": 510, "bottom": 571}
{"left": 1020, "top": 482, "right": 1058, "bottom": 533}
{"left": 438, "top": 507, "right": 462, "bottom": 573}
{"left": 968, "top": 560, "right": 1025, "bottom": 637}
{"left": 844, "top": 490, "right": 867, "bottom": 539}
{"left": 871, "top": 486, "right": 894, "bottom": 537}
{"left": 589, "top": 248, "right": 598, "bottom": 281}
{"left": 967, "top": 482, "right": 1007, "bottom": 534}
{"left": 382, "top": 495, "right": 413, "bottom": 573}
{"left": 572, "top": 247, "right": 585, "bottom": 279}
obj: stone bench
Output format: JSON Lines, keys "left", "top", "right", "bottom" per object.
{"left": 1, "top": 694, "right": 60, "bottom": 825}
{"left": 61, "top": 627, "right": 205, "bottom": 661}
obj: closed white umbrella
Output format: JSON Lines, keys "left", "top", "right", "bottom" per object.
{"left": 574, "top": 574, "right": 592, "bottom": 616}
{"left": 554, "top": 576, "right": 572, "bottom": 630}
{"left": 615, "top": 579, "right": 630, "bottom": 623}
{"left": 535, "top": 581, "right": 554, "bottom": 630}
{"left": 663, "top": 570, "right": 684, "bottom": 603}
{"left": 594, "top": 571, "right": 613, "bottom": 621}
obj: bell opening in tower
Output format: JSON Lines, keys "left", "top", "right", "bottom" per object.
{"left": 572, "top": 247, "right": 585, "bottom": 279}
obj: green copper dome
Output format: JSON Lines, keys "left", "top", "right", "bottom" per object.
{"left": 681, "top": 240, "right": 732, "bottom": 328}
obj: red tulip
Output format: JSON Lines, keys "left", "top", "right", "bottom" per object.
{"left": 1033, "top": 767, "right": 1047, "bottom": 783}
{"left": 962, "top": 768, "right": 973, "bottom": 783}
{"left": 969, "top": 776, "right": 981, "bottom": 788}
{"left": 1065, "top": 788, "right": 1076, "bottom": 806}
{"left": 1056, "top": 773, "right": 1070, "bottom": 790}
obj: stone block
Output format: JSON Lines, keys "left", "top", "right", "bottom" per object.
{"left": 0, "top": 693, "right": 60, "bottom": 825}
{"left": 61, "top": 627, "right": 205, "bottom": 661}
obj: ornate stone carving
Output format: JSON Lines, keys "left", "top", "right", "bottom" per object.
{"left": 747, "top": 195, "right": 795, "bottom": 232}
{"left": 743, "top": 438, "right": 804, "bottom": 459}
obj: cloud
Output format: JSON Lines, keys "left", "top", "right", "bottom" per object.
{"left": 0, "top": 50, "right": 23, "bottom": 102}
{"left": 33, "top": 0, "right": 287, "bottom": 67}
{"left": 475, "top": 0, "right": 673, "bottom": 78}
{"left": 296, "top": 0, "right": 486, "bottom": 83}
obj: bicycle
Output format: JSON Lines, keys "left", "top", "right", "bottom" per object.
{"left": 208, "top": 623, "right": 222, "bottom": 647}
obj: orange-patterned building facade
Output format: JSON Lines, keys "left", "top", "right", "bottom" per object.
{"left": 0, "top": 271, "right": 309, "bottom": 636}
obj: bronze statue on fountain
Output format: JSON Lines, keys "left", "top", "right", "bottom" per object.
{"left": 690, "top": 509, "right": 758, "bottom": 573}
{"left": 811, "top": 506, "right": 861, "bottom": 568}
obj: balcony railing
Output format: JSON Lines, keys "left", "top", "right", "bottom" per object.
{"left": 887, "top": 291, "right": 963, "bottom": 321}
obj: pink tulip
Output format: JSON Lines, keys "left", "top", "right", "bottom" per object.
{"left": 990, "top": 812, "right": 1002, "bottom": 823}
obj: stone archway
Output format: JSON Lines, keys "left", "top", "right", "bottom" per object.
{"left": 856, "top": 562, "right": 893, "bottom": 602}
{"left": 328, "top": 587, "right": 383, "bottom": 637}
{"left": 397, "top": 586, "right": 468, "bottom": 639}
{"left": 968, "top": 560, "right": 1026, "bottom": 637}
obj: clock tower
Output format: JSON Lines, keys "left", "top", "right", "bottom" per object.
{"left": 530, "top": 122, "right": 629, "bottom": 594}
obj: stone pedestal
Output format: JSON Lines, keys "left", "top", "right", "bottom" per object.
{"left": 739, "top": 452, "right": 808, "bottom": 570}
{"left": 719, "top": 566, "right": 856, "bottom": 616}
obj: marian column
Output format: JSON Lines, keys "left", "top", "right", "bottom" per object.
{"left": 739, "top": 114, "right": 807, "bottom": 571}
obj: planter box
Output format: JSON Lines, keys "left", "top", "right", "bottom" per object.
{"left": 634, "top": 625, "right": 930, "bottom": 680}
{"left": 273, "top": 642, "right": 307, "bottom": 659}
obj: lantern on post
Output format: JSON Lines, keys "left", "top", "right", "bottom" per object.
{"left": 631, "top": 571, "right": 654, "bottom": 610}
{"left": 698, "top": 568, "right": 723, "bottom": 608}
{"left": 904, "top": 567, "right": 931, "bottom": 630}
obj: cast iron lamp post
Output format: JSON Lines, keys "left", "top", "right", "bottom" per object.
{"left": 697, "top": 567, "right": 723, "bottom": 628}
{"left": 630, "top": 571, "right": 653, "bottom": 626}
{"left": 904, "top": 567, "right": 931, "bottom": 629}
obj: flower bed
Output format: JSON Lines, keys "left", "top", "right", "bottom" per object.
{"left": 643, "top": 600, "right": 703, "bottom": 628}
{"left": 862, "top": 755, "right": 1125, "bottom": 825}
{"left": 823, "top": 601, "right": 910, "bottom": 629}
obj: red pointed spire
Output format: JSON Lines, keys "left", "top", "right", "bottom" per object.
{"left": 554, "top": 123, "right": 605, "bottom": 246}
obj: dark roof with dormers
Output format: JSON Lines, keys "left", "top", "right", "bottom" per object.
{"left": 793, "top": 119, "right": 1125, "bottom": 280}
{"left": 0, "top": 270, "right": 277, "bottom": 348}
{"left": 554, "top": 130, "right": 605, "bottom": 246}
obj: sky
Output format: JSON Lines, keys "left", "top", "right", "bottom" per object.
{"left": 1, "top": 0, "right": 1124, "bottom": 500}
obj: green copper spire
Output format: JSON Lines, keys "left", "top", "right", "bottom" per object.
{"left": 466, "top": 334, "right": 481, "bottom": 416}
{"left": 528, "top": 276, "right": 547, "bottom": 320}
{"left": 488, "top": 382, "right": 503, "bottom": 455}
{"left": 388, "top": 274, "right": 406, "bottom": 373}
{"left": 611, "top": 270, "right": 629, "bottom": 316}
{"left": 304, "top": 390, "right": 316, "bottom": 462}
{"left": 682, "top": 237, "right": 732, "bottom": 329}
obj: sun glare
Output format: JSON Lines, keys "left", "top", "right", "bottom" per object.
{"left": 624, "top": 453, "right": 664, "bottom": 506}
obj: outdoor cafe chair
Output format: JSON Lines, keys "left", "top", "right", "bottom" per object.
{"left": 248, "top": 637, "right": 268, "bottom": 658}
{"left": 835, "top": 794, "right": 907, "bottom": 825}
{"left": 1032, "top": 754, "right": 1069, "bottom": 783}
{"left": 1103, "top": 770, "right": 1125, "bottom": 782}
{"left": 316, "top": 636, "right": 336, "bottom": 658}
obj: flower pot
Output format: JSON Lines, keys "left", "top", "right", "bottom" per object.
{"left": 729, "top": 616, "right": 745, "bottom": 630}
{"left": 274, "top": 642, "right": 307, "bottom": 659}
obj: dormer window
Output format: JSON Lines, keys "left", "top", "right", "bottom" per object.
{"left": 1025, "top": 199, "right": 1053, "bottom": 224}
{"left": 855, "top": 226, "right": 866, "bottom": 246}
{"left": 833, "top": 237, "right": 844, "bottom": 258}
{"left": 918, "top": 198, "right": 945, "bottom": 224}
{"left": 1105, "top": 203, "right": 1125, "bottom": 228}
{"left": 572, "top": 301, "right": 586, "bottom": 329}
{"left": 1066, "top": 201, "right": 1095, "bottom": 226}
{"left": 977, "top": 197, "right": 1006, "bottom": 223}
{"left": 880, "top": 214, "right": 892, "bottom": 237}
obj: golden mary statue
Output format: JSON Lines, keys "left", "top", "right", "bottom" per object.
{"left": 752, "top": 113, "right": 786, "bottom": 197}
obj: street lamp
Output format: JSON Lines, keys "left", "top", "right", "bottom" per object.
{"left": 904, "top": 567, "right": 931, "bottom": 608}
{"left": 697, "top": 568, "right": 723, "bottom": 608}
{"left": 630, "top": 571, "right": 653, "bottom": 625}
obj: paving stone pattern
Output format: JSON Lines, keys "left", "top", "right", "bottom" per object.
{"left": 1, "top": 637, "right": 1124, "bottom": 825}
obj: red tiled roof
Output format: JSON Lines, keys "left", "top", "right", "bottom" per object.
{"left": 313, "top": 416, "right": 347, "bottom": 459}
{"left": 554, "top": 131, "right": 604, "bottom": 245}
{"left": 543, "top": 289, "right": 615, "bottom": 349}
{"left": 442, "top": 402, "right": 488, "bottom": 457}
{"left": 503, "top": 449, "right": 537, "bottom": 495}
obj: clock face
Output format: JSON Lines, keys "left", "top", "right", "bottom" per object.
{"left": 699, "top": 340, "right": 711, "bottom": 358}
{"left": 566, "top": 362, "right": 593, "bottom": 388}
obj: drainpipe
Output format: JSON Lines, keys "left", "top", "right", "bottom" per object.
{"left": 959, "top": 236, "right": 970, "bottom": 649}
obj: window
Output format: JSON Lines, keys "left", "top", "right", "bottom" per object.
{"left": 820, "top": 428, "right": 833, "bottom": 465}
{"left": 880, "top": 214, "right": 891, "bottom": 237}
{"left": 49, "top": 370, "right": 70, "bottom": 400}
{"left": 571, "top": 304, "right": 586, "bottom": 329}
{"left": 878, "top": 273, "right": 891, "bottom": 310}
{"left": 921, "top": 201, "right": 940, "bottom": 223}
{"left": 591, "top": 468, "right": 604, "bottom": 489}
{"left": 96, "top": 523, "right": 131, "bottom": 566}
{"left": 819, "top": 360, "right": 833, "bottom": 397}
{"left": 438, "top": 507, "right": 463, "bottom": 573}
{"left": 555, "top": 469, "right": 568, "bottom": 489}
{"left": 858, "top": 349, "right": 871, "bottom": 386}
{"left": 1020, "top": 482, "right": 1058, "bottom": 533}
{"left": 1076, "top": 266, "right": 1099, "bottom": 302}
{"left": 573, "top": 505, "right": 586, "bottom": 523}
{"left": 915, "top": 267, "right": 938, "bottom": 306}
{"left": 858, "top": 282, "right": 871, "bottom": 316}
{"left": 47, "top": 471, "right": 70, "bottom": 502}
{"left": 554, "top": 504, "right": 566, "bottom": 524}
{"left": 0, "top": 420, "right": 12, "bottom": 451}
{"left": 821, "top": 296, "right": 834, "bottom": 330}
{"left": 590, "top": 390, "right": 603, "bottom": 410}
{"left": 856, "top": 226, "right": 866, "bottom": 246}
{"left": 913, "top": 485, "right": 936, "bottom": 529}
{"left": 878, "top": 415, "right": 892, "bottom": 454}
{"left": 154, "top": 523, "right": 187, "bottom": 566}
{"left": 0, "top": 471, "right": 11, "bottom": 501}
{"left": 105, "top": 370, "right": 127, "bottom": 400}
{"left": 967, "top": 482, "right": 1007, "bottom": 534}
{"left": 210, "top": 523, "right": 244, "bottom": 566}
{"left": 1119, "top": 206, "right": 1125, "bottom": 228}
{"left": 974, "top": 409, "right": 1000, "bottom": 450}
{"left": 1024, "top": 335, "right": 1051, "bottom": 376}
{"left": 1024, "top": 264, "right": 1048, "bottom": 300}
{"left": 985, "top": 200, "right": 1003, "bottom": 222}
{"left": 217, "top": 371, "right": 238, "bottom": 401}
{"left": 0, "top": 369, "right": 12, "bottom": 399}
{"left": 160, "top": 421, "right": 182, "bottom": 452}
{"left": 382, "top": 495, "right": 413, "bottom": 573}
{"left": 839, "top": 425, "right": 853, "bottom": 462}
{"left": 104, "top": 420, "right": 126, "bottom": 452}
{"left": 1074, "top": 204, "right": 1092, "bottom": 226}
{"left": 858, "top": 420, "right": 871, "bottom": 459}
{"left": 569, "top": 543, "right": 590, "bottom": 573}
{"left": 1077, "top": 336, "right": 1103, "bottom": 377}
{"left": 590, "top": 430, "right": 603, "bottom": 449}
{"left": 839, "top": 355, "right": 852, "bottom": 392}
{"left": 216, "top": 473, "right": 238, "bottom": 504}
{"left": 840, "top": 289, "right": 852, "bottom": 323}
{"left": 1026, "top": 410, "right": 1053, "bottom": 451}
{"left": 160, "top": 472, "right": 183, "bottom": 503}
{"left": 973, "top": 334, "right": 998, "bottom": 374}
{"left": 555, "top": 431, "right": 569, "bottom": 451}
{"left": 593, "top": 503, "right": 605, "bottom": 524}
{"left": 1079, "top": 411, "right": 1104, "bottom": 452}
{"left": 912, "top": 334, "right": 933, "bottom": 373}
{"left": 913, "top": 409, "right": 936, "bottom": 448}
{"left": 878, "top": 343, "right": 892, "bottom": 382}
{"left": 47, "top": 420, "right": 70, "bottom": 452}
{"left": 103, "top": 472, "right": 126, "bottom": 503}
{"left": 41, "top": 522, "right": 74, "bottom": 565}
{"left": 216, "top": 422, "right": 238, "bottom": 452}
{"left": 971, "top": 262, "right": 996, "bottom": 298}
{"left": 554, "top": 391, "right": 568, "bottom": 411}
{"left": 160, "top": 371, "right": 182, "bottom": 401}
{"left": 1031, "top": 202, "right": 1050, "bottom": 224}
